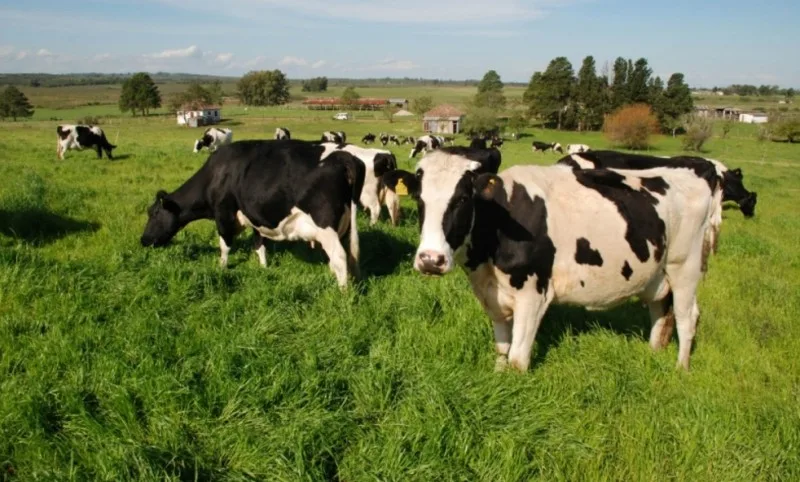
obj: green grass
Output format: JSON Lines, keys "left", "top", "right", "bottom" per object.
{"left": 1, "top": 108, "right": 799, "bottom": 480}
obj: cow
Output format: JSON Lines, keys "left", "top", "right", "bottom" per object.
{"left": 566, "top": 143, "right": 590, "bottom": 154}
{"left": 274, "top": 127, "right": 291, "bottom": 140}
{"left": 470, "top": 137, "right": 488, "bottom": 149}
{"left": 320, "top": 143, "right": 401, "bottom": 226}
{"left": 532, "top": 141, "right": 563, "bottom": 154}
{"left": 443, "top": 136, "right": 455, "bottom": 145}
{"left": 362, "top": 133, "right": 376, "bottom": 144}
{"left": 410, "top": 134, "right": 443, "bottom": 158}
{"left": 490, "top": 136, "right": 504, "bottom": 149}
{"left": 194, "top": 127, "right": 233, "bottom": 153}
{"left": 387, "top": 149, "right": 721, "bottom": 372}
{"left": 402, "top": 136, "right": 416, "bottom": 145}
{"left": 389, "top": 135, "right": 401, "bottom": 146}
{"left": 140, "top": 140, "right": 365, "bottom": 289}
{"left": 321, "top": 131, "right": 345, "bottom": 143}
{"left": 558, "top": 150, "right": 757, "bottom": 218}
{"left": 379, "top": 132, "right": 389, "bottom": 146}
{"left": 56, "top": 124, "right": 116, "bottom": 160}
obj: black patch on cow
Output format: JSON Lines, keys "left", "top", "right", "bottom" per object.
{"left": 470, "top": 138, "right": 488, "bottom": 149}
{"left": 580, "top": 280, "right": 585, "bottom": 287}
{"left": 621, "top": 261, "right": 633, "bottom": 281}
{"left": 373, "top": 153, "right": 397, "bottom": 178}
{"left": 441, "top": 172, "right": 476, "bottom": 253}
{"left": 467, "top": 181, "right": 556, "bottom": 293}
{"left": 56, "top": 126, "right": 71, "bottom": 140}
{"left": 575, "top": 238, "right": 603, "bottom": 266}
{"left": 573, "top": 169, "right": 666, "bottom": 263}
{"left": 640, "top": 176, "right": 670, "bottom": 195}
{"left": 440, "top": 146, "right": 502, "bottom": 174}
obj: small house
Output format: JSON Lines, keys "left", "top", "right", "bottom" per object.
{"left": 739, "top": 112, "right": 769, "bottom": 124}
{"left": 177, "top": 105, "right": 221, "bottom": 126}
{"left": 422, "top": 104, "right": 465, "bottom": 134}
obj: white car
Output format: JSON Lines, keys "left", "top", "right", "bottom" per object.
{"left": 333, "top": 112, "right": 350, "bottom": 120}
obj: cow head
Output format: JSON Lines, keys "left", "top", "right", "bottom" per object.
{"left": 722, "top": 167, "right": 757, "bottom": 217}
{"left": 141, "top": 190, "right": 182, "bottom": 247}
{"left": 193, "top": 135, "right": 211, "bottom": 153}
{"left": 553, "top": 142, "right": 564, "bottom": 154}
{"left": 385, "top": 151, "right": 497, "bottom": 275}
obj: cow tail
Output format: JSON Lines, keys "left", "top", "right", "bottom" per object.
{"left": 348, "top": 158, "right": 365, "bottom": 276}
{"left": 701, "top": 170, "right": 724, "bottom": 273}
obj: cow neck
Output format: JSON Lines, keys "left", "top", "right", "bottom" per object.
{"left": 170, "top": 175, "right": 214, "bottom": 227}
{"left": 464, "top": 195, "right": 506, "bottom": 270}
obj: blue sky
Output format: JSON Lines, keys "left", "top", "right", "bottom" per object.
{"left": 1, "top": 0, "right": 798, "bottom": 87}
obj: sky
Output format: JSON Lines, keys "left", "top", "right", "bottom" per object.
{"left": 1, "top": 0, "right": 798, "bottom": 87}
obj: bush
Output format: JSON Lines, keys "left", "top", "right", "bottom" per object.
{"left": 771, "top": 117, "right": 800, "bottom": 143}
{"left": 602, "top": 103, "right": 659, "bottom": 150}
{"left": 721, "top": 120, "right": 734, "bottom": 139}
{"left": 682, "top": 115, "right": 714, "bottom": 151}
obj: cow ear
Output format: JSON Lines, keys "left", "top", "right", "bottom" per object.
{"left": 382, "top": 169, "right": 419, "bottom": 198}
{"left": 732, "top": 168, "right": 743, "bottom": 178}
{"left": 474, "top": 173, "right": 503, "bottom": 201}
{"left": 156, "top": 190, "right": 168, "bottom": 201}
{"left": 157, "top": 191, "right": 179, "bottom": 214}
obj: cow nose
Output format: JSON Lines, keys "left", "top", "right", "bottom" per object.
{"left": 417, "top": 250, "right": 446, "bottom": 274}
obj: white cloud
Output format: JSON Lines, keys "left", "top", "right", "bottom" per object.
{"left": 93, "top": 53, "right": 113, "bottom": 62}
{"left": 16, "top": 50, "right": 28, "bottom": 60}
{"left": 215, "top": 53, "right": 233, "bottom": 64}
{"left": 145, "top": 45, "right": 200, "bottom": 59}
{"left": 371, "top": 58, "right": 419, "bottom": 71}
{"left": 37, "top": 48, "right": 54, "bottom": 57}
{"left": 279, "top": 56, "right": 308, "bottom": 67}
{"left": 311, "top": 60, "right": 326, "bottom": 69}
{"left": 0, "top": 45, "right": 13, "bottom": 58}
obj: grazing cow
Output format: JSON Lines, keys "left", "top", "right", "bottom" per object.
{"left": 56, "top": 124, "right": 116, "bottom": 160}
{"left": 388, "top": 150, "right": 720, "bottom": 372}
{"left": 321, "top": 131, "right": 344, "bottom": 143}
{"left": 490, "top": 136, "right": 504, "bottom": 149}
{"left": 388, "top": 135, "right": 401, "bottom": 146}
{"left": 194, "top": 127, "right": 233, "bottom": 153}
{"left": 274, "top": 127, "right": 291, "bottom": 140}
{"left": 402, "top": 136, "right": 416, "bottom": 145}
{"left": 320, "top": 143, "right": 401, "bottom": 226}
{"left": 410, "top": 134, "right": 443, "bottom": 158}
{"left": 566, "top": 143, "right": 590, "bottom": 154}
{"left": 140, "top": 140, "right": 365, "bottom": 289}
{"left": 558, "top": 150, "right": 757, "bottom": 218}
{"left": 379, "top": 132, "right": 389, "bottom": 146}
{"left": 362, "top": 133, "right": 376, "bottom": 144}
{"left": 532, "top": 141, "right": 563, "bottom": 154}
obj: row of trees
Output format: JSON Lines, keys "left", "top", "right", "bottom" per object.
{"left": 713, "top": 84, "right": 795, "bottom": 97}
{"left": 301, "top": 77, "right": 328, "bottom": 92}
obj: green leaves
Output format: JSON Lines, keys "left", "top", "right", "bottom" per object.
{"left": 118, "top": 73, "right": 161, "bottom": 117}
{"left": 0, "top": 85, "right": 34, "bottom": 121}
{"left": 237, "top": 70, "right": 290, "bottom": 106}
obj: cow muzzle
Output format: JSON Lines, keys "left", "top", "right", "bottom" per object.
{"left": 740, "top": 192, "right": 757, "bottom": 217}
{"left": 415, "top": 250, "right": 449, "bottom": 276}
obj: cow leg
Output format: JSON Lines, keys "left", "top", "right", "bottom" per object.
{"left": 492, "top": 319, "right": 512, "bottom": 371}
{"left": 383, "top": 189, "right": 400, "bottom": 227}
{"left": 252, "top": 229, "right": 267, "bottom": 267}
{"left": 648, "top": 293, "right": 675, "bottom": 351}
{"left": 667, "top": 264, "right": 703, "bottom": 370}
{"left": 313, "top": 227, "right": 349, "bottom": 289}
{"left": 508, "top": 287, "right": 554, "bottom": 372}
{"left": 215, "top": 212, "right": 241, "bottom": 268}
{"left": 95, "top": 144, "right": 103, "bottom": 159}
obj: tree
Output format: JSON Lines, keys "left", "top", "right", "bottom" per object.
{"left": 682, "top": 115, "right": 713, "bottom": 151}
{"left": 603, "top": 103, "right": 659, "bottom": 150}
{"left": 411, "top": 96, "right": 434, "bottom": 115}
{"left": 786, "top": 88, "right": 795, "bottom": 100}
{"left": 461, "top": 104, "right": 501, "bottom": 137}
{"left": 506, "top": 111, "right": 528, "bottom": 136}
{"left": 627, "top": 58, "right": 652, "bottom": 104}
{"left": 302, "top": 77, "right": 328, "bottom": 92}
{"left": 207, "top": 80, "right": 224, "bottom": 105}
{"left": 523, "top": 57, "right": 575, "bottom": 129}
{"left": 771, "top": 116, "right": 800, "bottom": 143}
{"left": 574, "top": 56, "right": 607, "bottom": 131}
{"left": 474, "top": 70, "right": 507, "bottom": 110}
{"left": 341, "top": 86, "right": 361, "bottom": 106}
{"left": 477, "top": 70, "right": 504, "bottom": 93}
{"left": 237, "top": 70, "right": 290, "bottom": 106}
{"left": 119, "top": 72, "right": 161, "bottom": 116}
{"left": 659, "top": 73, "right": 694, "bottom": 136}
{"left": 0, "top": 86, "right": 34, "bottom": 121}
{"left": 610, "top": 57, "right": 630, "bottom": 108}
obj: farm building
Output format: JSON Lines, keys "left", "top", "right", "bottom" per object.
{"left": 695, "top": 105, "right": 741, "bottom": 120}
{"left": 739, "top": 112, "right": 769, "bottom": 124}
{"left": 303, "top": 97, "right": 389, "bottom": 111}
{"left": 388, "top": 98, "right": 409, "bottom": 109}
{"left": 176, "top": 105, "right": 221, "bottom": 127}
{"left": 422, "top": 104, "right": 465, "bottom": 134}
{"left": 394, "top": 109, "right": 414, "bottom": 117}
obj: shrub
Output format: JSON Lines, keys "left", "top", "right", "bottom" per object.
{"left": 721, "top": 120, "right": 734, "bottom": 138}
{"left": 771, "top": 117, "right": 800, "bottom": 143}
{"left": 602, "top": 103, "right": 659, "bottom": 150}
{"left": 682, "top": 115, "right": 714, "bottom": 151}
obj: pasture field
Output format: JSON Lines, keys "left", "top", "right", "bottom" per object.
{"left": 1, "top": 106, "right": 800, "bottom": 480}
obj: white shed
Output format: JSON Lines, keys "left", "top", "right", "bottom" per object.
{"left": 739, "top": 113, "right": 769, "bottom": 124}
{"left": 176, "top": 105, "right": 222, "bottom": 126}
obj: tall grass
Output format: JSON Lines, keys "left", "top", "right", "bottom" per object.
{"left": 1, "top": 112, "right": 799, "bottom": 480}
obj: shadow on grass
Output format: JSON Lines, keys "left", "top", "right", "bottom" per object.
{"left": 112, "top": 154, "right": 132, "bottom": 161}
{"left": 531, "top": 301, "right": 653, "bottom": 367}
{"left": 0, "top": 208, "right": 100, "bottom": 245}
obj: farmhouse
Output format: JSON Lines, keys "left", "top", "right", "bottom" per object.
{"left": 388, "top": 98, "right": 409, "bottom": 109}
{"left": 694, "top": 105, "right": 741, "bottom": 120}
{"left": 176, "top": 105, "right": 221, "bottom": 127}
{"left": 422, "top": 104, "right": 465, "bottom": 134}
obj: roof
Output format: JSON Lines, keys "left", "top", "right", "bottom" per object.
{"left": 178, "top": 104, "right": 221, "bottom": 111}
{"left": 423, "top": 104, "right": 465, "bottom": 118}
{"left": 388, "top": 98, "right": 408, "bottom": 103}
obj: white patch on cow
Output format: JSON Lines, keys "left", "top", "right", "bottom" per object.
{"left": 569, "top": 154, "right": 595, "bottom": 168}
{"left": 414, "top": 152, "right": 481, "bottom": 272}
{"left": 194, "top": 127, "right": 232, "bottom": 153}
{"left": 255, "top": 242, "right": 267, "bottom": 267}
{"left": 219, "top": 236, "right": 231, "bottom": 267}
{"left": 567, "top": 144, "right": 590, "bottom": 154}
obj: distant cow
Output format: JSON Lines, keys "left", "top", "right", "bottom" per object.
{"left": 389, "top": 135, "right": 401, "bottom": 145}
{"left": 56, "top": 124, "right": 116, "bottom": 160}
{"left": 321, "top": 131, "right": 345, "bottom": 143}
{"left": 402, "top": 136, "right": 416, "bottom": 145}
{"left": 410, "top": 134, "right": 443, "bottom": 158}
{"left": 388, "top": 150, "right": 721, "bottom": 372}
{"left": 532, "top": 141, "right": 563, "bottom": 154}
{"left": 558, "top": 150, "right": 757, "bottom": 218}
{"left": 194, "top": 127, "right": 233, "bottom": 153}
{"left": 321, "top": 143, "right": 401, "bottom": 226}
{"left": 362, "top": 133, "right": 376, "bottom": 144}
{"left": 141, "top": 140, "right": 365, "bottom": 289}
{"left": 566, "top": 144, "right": 590, "bottom": 154}
{"left": 274, "top": 127, "right": 291, "bottom": 140}
{"left": 379, "top": 132, "right": 389, "bottom": 146}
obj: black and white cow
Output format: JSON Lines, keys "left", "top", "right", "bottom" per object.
{"left": 532, "top": 141, "right": 563, "bottom": 154}
{"left": 402, "top": 136, "right": 416, "bottom": 145}
{"left": 470, "top": 137, "right": 488, "bottom": 149}
{"left": 320, "top": 143, "right": 401, "bottom": 226}
{"left": 194, "top": 127, "right": 233, "bottom": 153}
{"left": 490, "top": 135, "right": 504, "bottom": 149}
{"left": 558, "top": 150, "right": 757, "bottom": 218}
{"left": 56, "top": 124, "right": 116, "bottom": 160}
{"left": 321, "top": 131, "right": 345, "bottom": 143}
{"left": 409, "top": 134, "right": 444, "bottom": 158}
{"left": 141, "top": 140, "right": 365, "bottom": 289}
{"left": 566, "top": 143, "right": 590, "bottom": 154}
{"left": 387, "top": 150, "right": 720, "bottom": 372}
{"left": 274, "top": 127, "right": 291, "bottom": 140}
{"left": 389, "top": 135, "right": 401, "bottom": 146}
{"left": 379, "top": 132, "right": 389, "bottom": 146}
{"left": 362, "top": 133, "right": 376, "bottom": 144}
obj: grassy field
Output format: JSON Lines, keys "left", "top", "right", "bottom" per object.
{"left": 1, "top": 100, "right": 800, "bottom": 480}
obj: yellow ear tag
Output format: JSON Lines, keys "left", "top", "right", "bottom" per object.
{"left": 395, "top": 178, "right": 408, "bottom": 196}
{"left": 487, "top": 178, "right": 496, "bottom": 186}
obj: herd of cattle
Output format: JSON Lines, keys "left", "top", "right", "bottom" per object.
{"left": 53, "top": 122, "right": 758, "bottom": 373}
